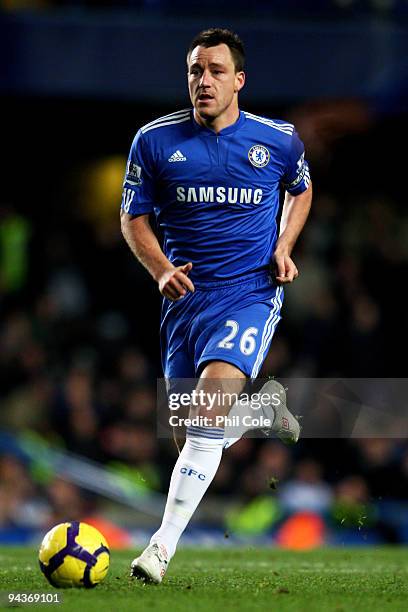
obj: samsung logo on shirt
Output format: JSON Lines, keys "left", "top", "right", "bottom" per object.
{"left": 176, "top": 186, "right": 263, "bottom": 205}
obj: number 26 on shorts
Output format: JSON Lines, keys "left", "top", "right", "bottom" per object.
{"left": 217, "top": 320, "right": 258, "bottom": 356}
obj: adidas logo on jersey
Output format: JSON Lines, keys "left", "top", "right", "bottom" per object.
{"left": 168, "top": 150, "right": 187, "bottom": 162}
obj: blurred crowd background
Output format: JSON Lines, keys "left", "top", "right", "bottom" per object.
{"left": 1, "top": 1, "right": 408, "bottom": 548}
{"left": 2, "top": 0, "right": 408, "bottom": 17}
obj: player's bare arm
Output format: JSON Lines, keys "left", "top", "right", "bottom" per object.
{"left": 273, "top": 182, "right": 313, "bottom": 284}
{"left": 120, "top": 211, "right": 195, "bottom": 300}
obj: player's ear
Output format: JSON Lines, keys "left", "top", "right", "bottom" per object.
{"left": 234, "top": 71, "right": 245, "bottom": 93}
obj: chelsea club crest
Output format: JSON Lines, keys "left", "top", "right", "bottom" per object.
{"left": 248, "top": 145, "right": 270, "bottom": 168}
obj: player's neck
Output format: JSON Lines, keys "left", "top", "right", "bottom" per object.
{"left": 194, "top": 106, "right": 240, "bottom": 134}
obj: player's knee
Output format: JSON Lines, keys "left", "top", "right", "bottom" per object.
{"left": 200, "top": 360, "right": 245, "bottom": 380}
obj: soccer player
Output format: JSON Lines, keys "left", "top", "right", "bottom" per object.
{"left": 121, "top": 28, "right": 312, "bottom": 583}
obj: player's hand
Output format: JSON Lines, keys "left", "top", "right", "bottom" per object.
{"left": 158, "top": 262, "right": 195, "bottom": 301}
{"left": 272, "top": 249, "right": 299, "bottom": 284}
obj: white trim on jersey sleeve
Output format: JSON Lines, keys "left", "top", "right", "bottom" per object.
{"left": 141, "top": 108, "right": 191, "bottom": 130}
{"left": 140, "top": 109, "right": 191, "bottom": 134}
{"left": 141, "top": 115, "right": 190, "bottom": 134}
{"left": 244, "top": 112, "right": 294, "bottom": 136}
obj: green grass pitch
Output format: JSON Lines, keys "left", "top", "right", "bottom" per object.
{"left": 1, "top": 547, "right": 408, "bottom": 611}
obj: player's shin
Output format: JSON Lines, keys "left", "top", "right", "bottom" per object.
{"left": 150, "top": 425, "right": 224, "bottom": 559}
{"left": 223, "top": 397, "right": 255, "bottom": 449}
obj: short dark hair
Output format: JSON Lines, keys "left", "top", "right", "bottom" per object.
{"left": 187, "top": 28, "right": 245, "bottom": 72}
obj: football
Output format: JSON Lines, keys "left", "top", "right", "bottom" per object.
{"left": 38, "top": 522, "right": 110, "bottom": 588}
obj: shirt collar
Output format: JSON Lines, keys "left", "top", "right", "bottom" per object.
{"left": 191, "top": 109, "right": 246, "bottom": 136}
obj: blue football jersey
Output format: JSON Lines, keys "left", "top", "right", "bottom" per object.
{"left": 121, "top": 109, "right": 310, "bottom": 283}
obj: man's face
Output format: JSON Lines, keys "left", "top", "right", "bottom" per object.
{"left": 187, "top": 44, "right": 245, "bottom": 121}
